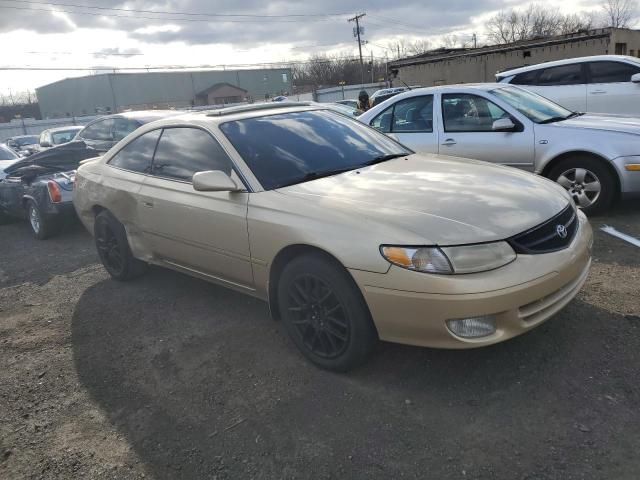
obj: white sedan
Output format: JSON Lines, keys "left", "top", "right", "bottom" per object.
{"left": 358, "top": 84, "right": 640, "bottom": 214}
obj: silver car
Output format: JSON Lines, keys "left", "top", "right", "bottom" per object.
{"left": 359, "top": 84, "right": 640, "bottom": 214}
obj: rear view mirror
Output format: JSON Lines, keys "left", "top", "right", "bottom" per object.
{"left": 631, "top": 73, "right": 640, "bottom": 83}
{"left": 40, "top": 140, "right": 51, "bottom": 147}
{"left": 193, "top": 170, "right": 241, "bottom": 192}
{"left": 492, "top": 118, "right": 517, "bottom": 131}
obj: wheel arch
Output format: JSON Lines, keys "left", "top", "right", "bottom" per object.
{"left": 540, "top": 150, "right": 621, "bottom": 197}
{"left": 267, "top": 244, "right": 368, "bottom": 323}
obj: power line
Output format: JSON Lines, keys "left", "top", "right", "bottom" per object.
{"left": 0, "top": 57, "right": 387, "bottom": 71}
{"left": 0, "top": 0, "right": 349, "bottom": 18}
{"left": 0, "top": 3, "right": 339, "bottom": 22}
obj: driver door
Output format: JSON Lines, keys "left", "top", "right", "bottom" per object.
{"left": 137, "top": 127, "right": 253, "bottom": 289}
{"left": 437, "top": 93, "right": 534, "bottom": 169}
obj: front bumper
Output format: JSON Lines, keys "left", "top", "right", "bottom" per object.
{"left": 349, "top": 212, "right": 593, "bottom": 349}
{"left": 612, "top": 156, "right": 640, "bottom": 193}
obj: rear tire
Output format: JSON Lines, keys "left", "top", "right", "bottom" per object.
{"left": 548, "top": 156, "right": 616, "bottom": 216}
{"left": 94, "top": 210, "right": 147, "bottom": 281}
{"left": 277, "top": 253, "right": 378, "bottom": 372}
{"left": 27, "top": 200, "right": 60, "bottom": 240}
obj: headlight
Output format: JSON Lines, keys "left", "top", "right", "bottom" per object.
{"left": 381, "top": 242, "right": 516, "bottom": 274}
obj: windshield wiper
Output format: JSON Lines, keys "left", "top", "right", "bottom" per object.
{"left": 539, "top": 112, "right": 583, "bottom": 124}
{"left": 277, "top": 167, "right": 358, "bottom": 188}
{"left": 360, "top": 153, "right": 409, "bottom": 167}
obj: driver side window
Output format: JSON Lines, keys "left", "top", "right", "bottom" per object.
{"left": 151, "top": 127, "right": 235, "bottom": 182}
{"left": 442, "top": 94, "right": 509, "bottom": 132}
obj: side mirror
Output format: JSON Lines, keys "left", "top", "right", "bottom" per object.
{"left": 631, "top": 73, "right": 640, "bottom": 83}
{"left": 492, "top": 117, "right": 517, "bottom": 132}
{"left": 193, "top": 170, "right": 241, "bottom": 192}
{"left": 40, "top": 140, "right": 51, "bottom": 148}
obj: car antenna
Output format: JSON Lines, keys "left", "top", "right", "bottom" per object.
{"left": 399, "top": 79, "right": 412, "bottom": 90}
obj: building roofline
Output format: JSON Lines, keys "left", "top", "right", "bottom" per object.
{"left": 389, "top": 27, "right": 623, "bottom": 68}
{"left": 35, "top": 66, "right": 293, "bottom": 92}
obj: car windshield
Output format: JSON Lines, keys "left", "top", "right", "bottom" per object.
{"left": 0, "top": 144, "right": 18, "bottom": 160}
{"left": 51, "top": 130, "right": 79, "bottom": 144}
{"left": 220, "top": 110, "right": 411, "bottom": 190}
{"left": 492, "top": 86, "right": 574, "bottom": 123}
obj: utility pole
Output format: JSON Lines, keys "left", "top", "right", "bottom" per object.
{"left": 472, "top": 33, "right": 477, "bottom": 48}
{"left": 370, "top": 50, "right": 374, "bottom": 83}
{"left": 348, "top": 13, "right": 366, "bottom": 84}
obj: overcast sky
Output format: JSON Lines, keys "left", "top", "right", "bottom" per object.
{"left": 0, "top": 0, "right": 612, "bottom": 95}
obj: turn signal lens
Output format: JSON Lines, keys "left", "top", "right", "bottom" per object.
{"left": 47, "top": 181, "right": 62, "bottom": 203}
{"left": 625, "top": 164, "right": 640, "bottom": 171}
{"left": 380, "top": 246, "right": 453, "bottom": 274}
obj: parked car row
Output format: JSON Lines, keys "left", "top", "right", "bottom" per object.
{"left": 4, "top": 68, "right": 636, "bottom": 370}
{"left": 0, "top": 111, "right": 179, "bottom": 237}
{"left": 69, "top": 102, "right": 592, "bottom": 371}
{"left": 359, "top": 83, "right": 640, "bottom": 214}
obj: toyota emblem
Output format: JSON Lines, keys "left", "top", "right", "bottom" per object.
{"left": 556, "top": 224, "right": 568, "bottom": 239}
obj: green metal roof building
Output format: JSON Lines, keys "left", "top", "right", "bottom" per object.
{"left": 36, "top": 68, "right": 292, "bottom": 118}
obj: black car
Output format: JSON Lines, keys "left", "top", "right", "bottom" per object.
{"left": 0, "top": 110, "right": 180, "bottom": 239}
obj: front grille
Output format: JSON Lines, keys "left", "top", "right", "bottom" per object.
{"left": 508, "top": 205, "right": 577, "bottom": 254}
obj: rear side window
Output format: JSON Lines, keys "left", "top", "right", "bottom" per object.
{"left": 81, "top": 119, "right": 113, "bottom": 141}
{"left": 370, "top": 105, "right": 393, "bottom": 133}
{"left": 510, "top": 70, "right": 539, "bottom": 85}
{"left": 112, "top": 118, "right": 141, "bottom": 141}
{"left": 588, "top": 61, "right": 640, "bottom": 83}
{"left": 108, "top": 129, "right": 161, "bottom": 173}
{"left": 392, "top": 96, "right": 433, "bottom": 132}
{"left": 152, "top": 127, "right": 233, "bottom": 182}
{"left": 371, "top": 96, "right": 433, "bottom": 133}
{"left": 536, "top": 64, "right": 585, "bottom": 85}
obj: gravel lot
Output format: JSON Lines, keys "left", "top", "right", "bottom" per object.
{"left": 1, "top": 201, "right": 639, "bottom": 480}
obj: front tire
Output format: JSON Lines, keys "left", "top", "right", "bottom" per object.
{"left": 27, "top": 200, "right": 59, "bottom": 240}
{"left": 94, "top": 210, "right": 147, "bottom": 281}
{"left": 277, "top": 253, "right": 378, "bottom": 372}
{"left": 548, "top": 157, "right": 616, "bottom": 216}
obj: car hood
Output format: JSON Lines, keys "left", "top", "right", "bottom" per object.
{"left": 4, "top": 140, "right": 96, "bottom": 175}
{"left": 277, "top": 154, "right": 571, "bottom": 245}
{"left": 552, "top": 113, "right": 640, "bottom": 135}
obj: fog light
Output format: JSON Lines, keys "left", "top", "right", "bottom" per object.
{"left": 446, "top": 315, "right": 496, "bottom": 339}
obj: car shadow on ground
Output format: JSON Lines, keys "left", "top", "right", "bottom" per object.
{"left": 71, "top": 266, "right": 640, "bottom": 479}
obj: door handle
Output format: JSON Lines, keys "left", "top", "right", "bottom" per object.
{"left": 143, "top": 201, "right": 154, "bottom": 208}
{"left": 590, "top": 90, "right": 606, "bottom": 94}
{"left": 441, "top": 138, "right": 457, "bottom": 146}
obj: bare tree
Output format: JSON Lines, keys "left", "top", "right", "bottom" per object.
{"left": 602, "top": 0, "right": 637, "bottom": 27}
{"left": 485, "top": 4, "right": 598, "bottom": 44}
{"left": 386, "top": 39, "right": 432, "bottom": 59}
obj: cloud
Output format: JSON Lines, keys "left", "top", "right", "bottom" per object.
{"left": 0, "top": 0, "right": 507, "bottom": 46}
{"left": 92, "top": 47, "right": 143, "bottom": 59}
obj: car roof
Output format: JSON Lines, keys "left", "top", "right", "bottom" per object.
{"left": 43, "top": 125, "right": 83, "bottom": 133}
{"left": 496, "top": 55, "right": 640, "bottom": 78}
{"left": 131, "top": 103, "right": 340, "bottom": 130}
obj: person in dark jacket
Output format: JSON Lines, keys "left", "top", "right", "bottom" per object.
{"left": 357, "top": 90, "right": 370, "bottom": 112}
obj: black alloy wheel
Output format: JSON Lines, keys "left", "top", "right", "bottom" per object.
{"left": 94, "top": 210, "right": 147, "bottom": 281}
{"left": 277, "top": 253, "right": 378, "bottom": 371}
{"left": 286, "top": 273, "right": 350, "bottom": 359}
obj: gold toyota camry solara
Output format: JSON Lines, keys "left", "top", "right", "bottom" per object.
{"left": 74, "top": 103, "right": 593, "bottom": 371}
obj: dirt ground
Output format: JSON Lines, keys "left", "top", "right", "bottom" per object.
{"left": 1, "top": 201, "right": 639, "bottom": 480}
